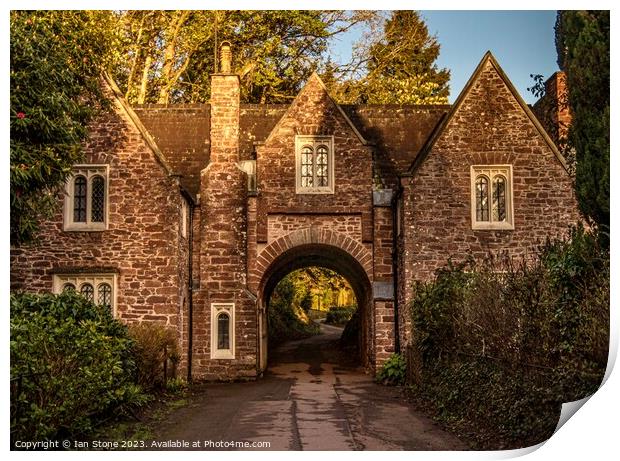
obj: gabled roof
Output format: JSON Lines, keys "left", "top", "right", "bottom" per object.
{"left": 102, "top": 73, "right": 175, "bottom": 177}
{"left": 262, "top": 72, "right": 369, "bottom": 147}
{"left": 406, "top": 51, "right": 570, "bottom": 176}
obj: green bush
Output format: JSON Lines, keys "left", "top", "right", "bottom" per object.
{"left": 376, "top": 353, "right": 407, "bottom": 386}
{"left": 325, "top": 305, "right": 356, "bottom": 325}
{"left": 268, "top": 277, "right": 319, "bottom": 346}
{"left": 409, "top": 226, "right": 609, "bottom": 448}
{"left": 10, "top": 292, "right": 144, "bottom": 443}
{"left": 127, "top": 323, "right": 180, "bottom": 391}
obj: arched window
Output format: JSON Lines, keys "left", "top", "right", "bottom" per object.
{"left": 471, "top": 165, "right": 513, "bottom": 229}
{"left": 73, "top": 175, "right": 87, "bottom": 222}
{"left": 80, "top": 283, "right": 94, "bottom": 302}
{"left": 64, "top": 165, "right": 108, "bottom": 231}
{"left": 211, "top": 303, "right": 235, "bottom": 359}
{"left": 217, "top": 313, "right": 230, "bottom": 350}
{"left": 98, "top": 283, "right": 112, "bottom": 307}
{"left": 300, "top": 146, "right": 314, "bottom": 188}
{"left": 475, "top": 175, "right": 489, "bottom": 222}
{"left": 91, "top": 175, "right": 105, "bottom": 223}
{"left": 492, "top": 176, "right": 507, "bottom": 222}
{"left": 296, "top": 136, "right": 334, "bottom": 193}
{"left": 62, "top": 283, "right": 76, "bottom": 292}
{"left": 54, "top": 274, "right": 116, "bottom": 313}
{"left": 316, "top": 145, "right": 329, "bottom": 187}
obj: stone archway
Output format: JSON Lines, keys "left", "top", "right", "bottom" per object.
{"left": 252, "top": 228, "right": 374, "bottom": 372}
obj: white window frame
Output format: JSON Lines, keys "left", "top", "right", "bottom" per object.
{"left": 295, "top": 135, "right": 335, "bottom": 194}
{"left": 470, "top": 165, "right": 514, "bottom": 230}
{"left": 210, "top": 303, "right": 235, "bottom": 360}
{"left": 52, "top": 273, "right": 118, "bottom": 315}
{"left": 63, "top": 164, "right": 109, "bottom": 231}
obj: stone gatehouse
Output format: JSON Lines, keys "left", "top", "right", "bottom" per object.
{"left": 10, "top": 48, "right": 579, "bottom": 380}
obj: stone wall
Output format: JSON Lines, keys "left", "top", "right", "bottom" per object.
{"left": 399, "top": 59, "right": 580, "bottom": 346}
{"left": 10, "top": 93, "right": 190, "bottom": 371}
{"left": 255, "top": 74, "right": 374, "bottom": 245}
{"left": 267, "top": 214, "right": 363, "bottom": 243}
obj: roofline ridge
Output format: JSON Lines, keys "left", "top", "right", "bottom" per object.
{"left": 407, "top": 51, "right": 569, "bottom": 176}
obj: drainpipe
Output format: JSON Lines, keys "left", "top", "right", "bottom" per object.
{"left": 392, "top": 183, "right": 403, "bottom": 354}
{"left": 186, "top": 199, "right": 195, "bottom": 382}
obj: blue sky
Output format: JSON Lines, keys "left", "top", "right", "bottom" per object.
{"left": 329, "top": 10, "right": 559, "bottom": 104}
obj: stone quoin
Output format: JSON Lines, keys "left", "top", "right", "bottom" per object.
{"left": 10, "top": 47, "right": 579, "bottom": 380}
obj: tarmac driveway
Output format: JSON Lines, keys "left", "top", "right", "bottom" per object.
{"left": 148, "top": 323, "right": 466, "bottom": 451}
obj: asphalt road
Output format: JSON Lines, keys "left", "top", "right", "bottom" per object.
{"left": 148, "top": 323, "right": 466, "bottom": 451}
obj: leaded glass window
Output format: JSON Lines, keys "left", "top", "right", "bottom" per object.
{"left": 80, "top": 283, "right": 94, "bottom": 302}
{"left": 217, "top": 313, "right": 230, "bottom": 350}
{"left": 91, "top": 176, "right": 105, "bottom": 222}
{"left": 73, "top": 176, "right": 87, "bottom": 222}
{"left": 301, "top": 146, "right": 314, "bottom": 188}
{"left": 65, "top": 165, "right": 108, "bottom": 231}
{"left": 471, "top": 165, "right": 513, "bottom": 229}
{"left": 492, "top": 176, "right": 507, "bottom": 222}
{"left": 316, "top": 145, "right": 329, "bottom": 187}
{"left": 54, "top": 274, "right": 116, "bottom": 313}
{"left": 475, "top": 176, "right": 489, "bottom": 221}
{"left": 296, "top": 136, "right": 333, "bottom": 193}
{"left": 98, "top": 283, "right": 112, "bottom": 307}
{"left": 63, "top": 283, "right": 76, "bottom": 292}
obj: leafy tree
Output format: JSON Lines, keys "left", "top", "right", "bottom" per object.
{"left": 114, "top": 10, "right": 377, "bottom": 104}
{"left": 330, "top": 11, "right": 450, "bottom": 104}
{"left": 10, "top": 11, "right": 117, "bottom": 245}
{"left": 555, "top": 11, "right": 609, "bottom": 235}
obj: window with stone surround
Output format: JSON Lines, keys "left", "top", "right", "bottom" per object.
{"left": 64, "top": 165, "right": 109, "bottom": 231}
{"left": 210, "top": 303, "right": 235, "bottom": 359}
{"left": 295, "top": 136, "right": 334, "bottom": 194}
{"left": 53, "top": 273, "right": 117, "bottom": 314}
{"left": 470, "top": 165, "right": 514, "bottom": 230}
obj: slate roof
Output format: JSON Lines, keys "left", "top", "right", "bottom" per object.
{"left": 132, "top": 100, "right": 449, "bottom": 195}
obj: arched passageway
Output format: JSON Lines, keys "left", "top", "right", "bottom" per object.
{"left": 257, "top": 242, "right": 373, "bottom": 372}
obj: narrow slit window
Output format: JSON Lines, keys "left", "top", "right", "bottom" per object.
{"left": 211, "top": 303, "right": 235, "bottom": 359}
{"left": 91, "top": 176, "right": 105, "bottom": 223}
{"left": 217, "top": 313, "right": 230, "bottom": 350}
{"left": 73, "top": 176, "right": 87, "bottom": 223}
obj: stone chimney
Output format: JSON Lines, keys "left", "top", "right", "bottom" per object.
{"left": 533, "top": 71, "right": 571, "bottom": 148}
{"left": 195, "top": 43, "right": 255, "bottom": 379}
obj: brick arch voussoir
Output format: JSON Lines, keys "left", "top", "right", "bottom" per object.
{"left": 252, "top": 228, "right": 373, "bottom": 293}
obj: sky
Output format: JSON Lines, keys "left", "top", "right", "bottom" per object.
{"left": 329, "top": 10, "right": 560, "bottom": 104}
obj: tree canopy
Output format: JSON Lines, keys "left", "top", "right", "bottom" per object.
{"left": 10, "top": 11, "right": 117, "bottom": 245}
{"left": 555, "top": 11, "right": 609, "bottom": 235}
{"left": 325, "top": 11, "right": 450, "bottom": 104}
{"left": 10, "top": 10, "right": 450, "bottom": 244}
{"left": 112, "top": 10, "right": 377, "bottom": 104}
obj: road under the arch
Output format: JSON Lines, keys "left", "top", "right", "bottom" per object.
{"left": 146, "top": 323, "right": 465, "bottom": 451}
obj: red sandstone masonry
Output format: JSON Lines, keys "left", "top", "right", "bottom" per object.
{"left": 398, "top": 59, "right": 580, "bottom": 348}
{"left": 10, "top": 91, "right": 190, "bottom": 375}
{"left": 195, "top": 73, "right": 256, "bottom": 380}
